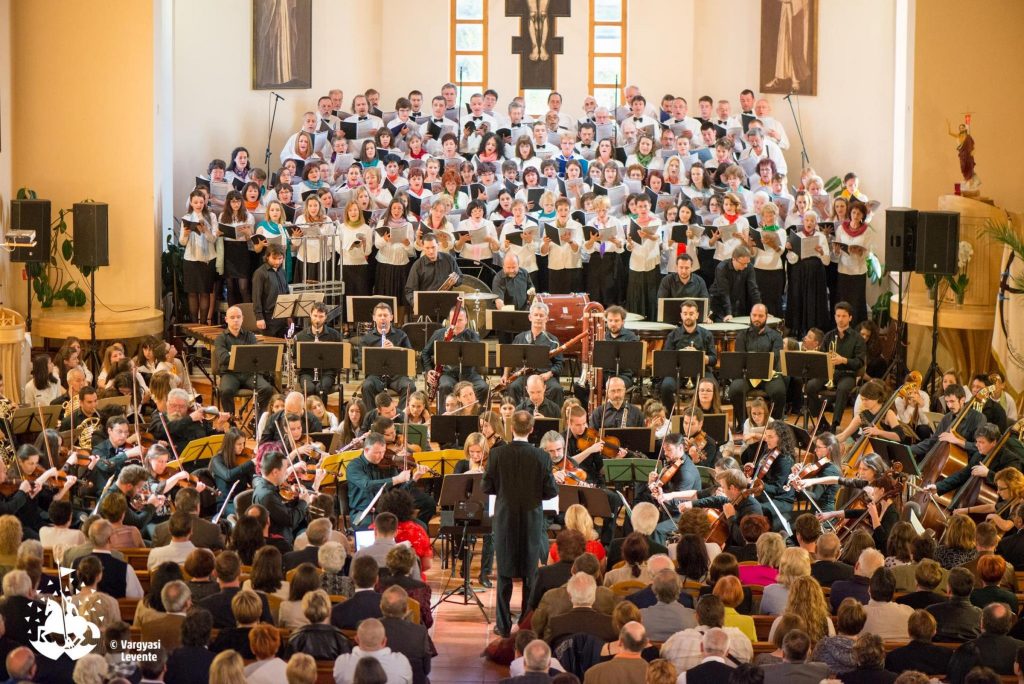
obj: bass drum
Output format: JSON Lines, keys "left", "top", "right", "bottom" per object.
{"left": 535, "top": 293, "right": 589, "bottom": 344}
{"left": 454, "top": 275, "right": 494, "bottom": 335}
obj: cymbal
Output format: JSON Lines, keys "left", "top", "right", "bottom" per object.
{"left": 625, "top": 312, "right": 644, "bottom": 321}
{"left": 461, "top": 292, "right": 499, "bottom": 301}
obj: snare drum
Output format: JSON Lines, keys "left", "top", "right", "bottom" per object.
{"left": 700, "top": 322, "right": 747, "bottom": 361}
{"left": 624, "top": 320, "right": 675, "bottom": 368}
{"left": 535, "top": 293, "right": 589, "bottom": 344}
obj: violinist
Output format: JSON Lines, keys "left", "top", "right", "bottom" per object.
{"left": 602, "top": 307, "right": 640, "bottom": 390}
{"left": 791, "top": 432, "right": 844, "bottom": 513}
{"left": 209, "top": 427, "right": 257, "bottom": 507}
{"left": 973, "top": 467, "right": 1024, "bottom": 533}
{"left": 478, "top": 411, "right": 508, "bottom": 450}
{"left": 680, "top": 406, "right": 718, "bottom": 467}
{"left": 104, "top": 464, "right": 165, "bottom": 534}
{"left": 563, "top": 404, "right": 623, "bottom": 543}
{"left": 911, "top": 384, "right": 985, "bottom": 460}
{"left": 750, "top": 421, "right": 797, "bottom": 531}
{"left": 421, "top": 305, "right": 487, "bottom": 407}
{"left": 59, "top": 385, "right": 100, "bottom": 432}
{"left": 0, "top": 445, "right": 77, "bottom": 539}
{"left": 589, "top": 376, "right": 644, "bottom": 429}
{"left": 541, "top": 431, "right": 587, "bottom": 489}
{"left": 643, "top": 432, "right": 703, "bottom": 524}
{"left": 339, "top": 398, "right": 367, "bottom": 446}
{"left": 144, "top": 443, "right": 207, "bottom": 504}
{"left": 816, "top": 470, "right": 900, "bottom": 549}
{"left": 255, "top": 412, "right": 320, "bottom": 476}
{"left": 692, "top": 468, "right": 764, "bottom": 547}
{"left": 924, "top": 423, "right": 1024, "bottom": 513}
{"left": 252, "top": 450, "right": 313, "bottom": 544}
{"left": 516, "top": 375, "right": 561, "bottom": 418}
{"left": 295, "top": 302, "right": 343, "bottom": 404}
{"left": 506, "top": 301, "right": 565, "bottom": 405}
{"left": 360, "top": 302, "right": 415, "bottom": 411}
{"left": 659, "top": 299, "right": 717, "bottom": 410}
{"left": 149, "top": 389, "right": 231, "bottom": 459}
{"left": 87, "top": 416, "right": 144, "bottom": 493}
{"left": 260, "top": 391, "right": 323, "bottom": 442}
{"left": 347, "top": 431, "right": 436, "bottom": 531}
{"left": 727, "top": 304, "right": 787, "bottom": 429}
{"left": 453, "top": 432, "right": 494, "bottom": 586}
{"left": 835, "top": 380, "right": 908, "bottom": 444}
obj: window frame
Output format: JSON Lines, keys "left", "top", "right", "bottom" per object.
{"left": 451, "top": 0, "right": 489, "bottom": 100}
{"left": 588, "top": 0, "right": 627, "bottom": 110}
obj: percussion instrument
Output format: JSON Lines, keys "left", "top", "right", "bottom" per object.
{"left": 624, "top": 320, "right": 674, "bottom": 367}
{"left": 625, "top": 312, "right": 645, "bottom": 322}
{"left": 699, "top": 322, "right": 747, "bottom": 361}
{"left": 454, "top": 276, "right": 495, "bottom": 334}
{"left": 535, "top": 293, "right": 590, "bottom": 344}
{"left": 730, "top": 315, "right": 782, "bottom": 328}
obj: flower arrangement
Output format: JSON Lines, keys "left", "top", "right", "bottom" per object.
{"left": 946, "top": 240, "right": 974, "bottom": 304}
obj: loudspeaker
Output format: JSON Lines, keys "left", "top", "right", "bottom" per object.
{"left": 885, "top": 207, "right": 918, "bottom": 272}
{"left": 10, "top": 199, "right": 52, "bottom": 263}
{"left": 72, "top": 202, "right": 109, "bottom": 268}
{"left": 915, "top": 210, "right": 960, "bottom": 275}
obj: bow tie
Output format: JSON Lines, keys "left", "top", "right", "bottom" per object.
{"left": 634, "top": 117, "right": 643, "bottom": 122}
{"left": 411, "top": 112, "right": 421, "bottom": 117}
{"left": 473, "top": 116, "right": 483, "bottom": 121}
{"left": 579, "top": 144, "right": 591, "bottom": 148}
{"left": 359, "top": 116, "right": 368, "bottom": 121}
{"left": 432, "top": 118, "right": 444, "bottom": 123}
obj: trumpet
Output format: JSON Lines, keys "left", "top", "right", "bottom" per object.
{"left": 825, "top": 338, "right": 838, "bottom": 389}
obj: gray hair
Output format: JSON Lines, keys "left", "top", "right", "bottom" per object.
{"left": 88, "top": 519, "right": 113, "bottom": 547}
{"left": 523, "top": 640, "right": 551, "bottom": 672}
{"left": 306, "top": 518, "right": 332, "bottom": 547}
{"left": 745, "top": 127, "right": 764, "bottom": 139}
{"left": 538, "top": 430, "right": 564, "bottom": 450}
{"left": 71, "top": 653, "right": 107, "bottom": 684}
{"left": 167, "top": 388, "right": 191, "bottom": 404}
{"left": 161, "top": 580, "right": 191, "bottom": 613}
{"left": 2, "top": 570, "right": 32, "bottom": 598}
{"left": 17, "top": 540, "right": 43, "bottom": 563}
{"left": 529, "top": 301, "right": 549, "bottom": 316}
{"left": 631, "top": 502, "right": 660, "bottom": 536}
{"left": 566, "top": 572, "right": 597, "bottom": 607}
{"left": 318, "top": 541, "right": 347, "bottom": 574}
{"left": 703, "top": 627, "right": 730, "bottom": 656}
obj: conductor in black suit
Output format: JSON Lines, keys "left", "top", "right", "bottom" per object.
{"left": 483, "top": 410, "right": 558, "bottom": 638}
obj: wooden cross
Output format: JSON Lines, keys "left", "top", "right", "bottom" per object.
{"left": 506, "top": 0, "right": 571, "bottom": 90}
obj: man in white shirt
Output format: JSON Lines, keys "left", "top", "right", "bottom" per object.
{"left": 316, "top": 96, "right": 339, "bottom": 131}
{"left": 352, "top": 512, "right": 421, "bottom": 579}
{"left": 546, "top": 91, "right": 576, "bottom": 131}
{"left": 754, "top": 99, "right": 791, "bottom": 150}
{"left": 344, "top": 94, "right": 384, "bottom": 137}
{"left": 483, "top": 88, "right": 509, "bottom": 129}
{"left": 741, "top": 127, "right": 788, "bottom": 176}
{"left": 592, "top": 107, "right": 622, "bottom": 146}
{"left": 625, "top": 95, "right": 661, "bottom": 135}
{"left": 531, "top": 121, "right": 559, "bottom": 157}
{"left": 146, "top": 511, "right": 197, "bottom": 571}
{"left": 328, "top": 88, "right": 345, "bottom": 116}
{"left": 460, "top": 92, "right": 496, "bottom": 129}
{"left": 664, "top": 97, "right": 701, "bottom": 141}
{"left": 739, "top": 88, "right": 756, "bottom": 116}
{"left": 660, "top": 595, "right": 752, "bottom": 671}
{"left": 441, "top": 82, "right": 458, "bottom": 111}
{"left": 714, "top": 100, "right": 740, "bottom": 130}
{"left": 677, "top": 628, "right": 736, "bottom": 684}
{"left": 577, "top": 95, "right": 598, "bottom": 127}
{"left": 333, "top": 618, "right": 412, "bottom": 684}
{"left": 623, "top": 85, "right": 660, "bottom": 119}
{"left": 696, "top": 95, "right": 715, "bottom": 123}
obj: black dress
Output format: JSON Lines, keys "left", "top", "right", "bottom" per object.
{"left": 785, "top": 231, "right": 830, "bottom": 337}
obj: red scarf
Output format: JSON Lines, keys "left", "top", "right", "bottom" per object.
{"left": 244, "top": 200, "right": 260, "bottom": 212}
{"left": 843, "top": 218, "right": 868, "bottom": 238}
{"left": 724, "top": 212, "right": 739, "bottom": 225}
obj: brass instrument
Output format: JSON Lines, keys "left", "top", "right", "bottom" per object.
{"left": 61, "top": 393, "right": 80, "bottom": 419}
{"left": 578, "top": 302, "right": 606, "bottom": 413}
{"left": 77, "top": 417, "right": 101, "bottom": 452}
{"left": 0, "top": 396, "right": 14, "bottom": 422}
{"left": 825, "top": 338, "right": 838, "bottom": 389}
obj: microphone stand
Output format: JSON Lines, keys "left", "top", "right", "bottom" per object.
{"left": 782, "top": 92, "right": 810, "bottom": 169}
{"left": 264, "top": 91, "right": 284, "bottom": 173}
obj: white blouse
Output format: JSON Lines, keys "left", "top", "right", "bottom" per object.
{"left": 543, "top": 220, "right": 584, "bottom": 270}
{"left": 626, "top": 217, "right": 664, "bottom": 272}
{"left": 499, "top": 220, "right": 540, "bottom": 272}
{"left": 712, "top": 216, "right": 751, "bottom": 262}
{"left": 834, "top": 223, "right": 870, "bottom": 276}
{"left": 456, "top": 217, "right": 499, "bottom": 262}
{"left": 374, "top": 221, "right": 417, "bottom": 265}
{"left": 291, "top": 216, "right": 337, "bottom": 264}
{"left": 583, "top": 215, "right": 624, "bottom": 255}
{"left": 337, "top": 225, "right": 373, "bottom": 265}
{"left": 180, "top": 211, "right": 218, "bottom": 262}
{"left": 753, "top": 228, "right": 787, "bottom": 271}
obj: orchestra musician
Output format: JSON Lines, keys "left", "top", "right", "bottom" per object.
{"left": 835, "top": 380, "right": 915, "bottom": 445}
{"left": 209, "top": 427, "right": 256, "bottom": 507}
{"left": 255, "top": 412, "right": 321, "bottom": 477}
{"left": 215, "top": 306, "right": 276, "bottom": 413}
{"left": 643, "top": 431, "right": 704, "bottom": 535}
{"left": 791, "top": 432, "right": 844, "bottom": 513}
{"left": 968, "top": 373, "right": 1009, "bottom": 432}
{"left": 50, "top": 368, "right": 86, "bottom": 420}
{"left": 601, "top": 306, "right": 640, "bottom": 390}
{"left": 251, "top": 243, "right": 290, "bottom": 338}
{"left": 924, "top": 423, "right": 1024, "bottom": 509}
{"left": 805, "top": 302, "right": 866, "bottom": 433}
{"left": 0, "top": 445, "right": 77, "bottom": 539}
{"left": 295, "top": 302, "right": 343, "bottom": 404}
{"left": 102, "top": 463, "right": 165, "bottom": 535}
{"left": 563, "top": 404, "right": 625, "bottom": 544}
{"left": 708, "top": 246, "right": 761, "bottom": 322}
{"left": 149, "top": 389, "right": 231, "bottom": 459}
{"left": 252, "top": 450, "right": 314, "bottom": 544}
{"left": 453, "top": 432, "right": 495, "bottom": 587}
{"left": 88, "top": 416, "right": 144, "bottom": 493}
{"left": 727, "top": 303, "right": 786, "bottom": 429}
{"left": 690, "top": 468, "right": 764, "bottom": 547}
{"left": 421, "top": 305, "right": 487, "bottom": 407}
{"left": 259, "top": 391, "right": 323, "bottom": 443}
{"left": 404, "top": 232, "right": 463, "bottom": 307}
{"left": 750, "top": 420, "right": 797, "bottom": 532}
{"left": 505, "top": 301, "right": 565, "bottom": 405}
{"left": 911, "top": 384, "right": 985, "bottom": 460}
{"left": 814, "top": 468, "right": 900, "bottom": 549}
{"left": 59, "top": 385, "right": 100, "bottom": 432}
{"left": 659, "top": 299, "right": 717, "bottom": 410}
{"left": 657, "top": 253, "right": 709, "bottom": 300}
{"left": 492, "top": 253, "right": 531, "bottom": 312}
{"left": 517, "top": 375, "right": 561, "bottom": 419}
{"left": 589, "top": 377, "right": 644, "bottom": 429}
{"left": 346, "top": 431, "right": 436, "bottom": 531}
{"left": 360, "top": 302, "right": 415, "bottom": 411}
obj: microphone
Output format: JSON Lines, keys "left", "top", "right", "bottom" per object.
{"left": 271, "top": 92, "right": 285, "bottom": 101}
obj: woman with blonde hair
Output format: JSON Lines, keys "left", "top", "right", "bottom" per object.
{"left": 759, "top": 547, "right": 811, "bottom": 614}
{"left": 147, "top": 370, "right": 177, "bottom": 414}
{"left": 769, "top": 576, "right": 835, "bottom": 643}
{"left": 477, "top": 411, "right": 508, "bottom": 449}
{"left": 549, "top": 503, "right": 606, "bottom": 563}
{"left": 455, "top": 432, "right": 493, "bottom": 586}
{"left": 739, "top": 531, "right": 784, "bottom": 586}
{"left": 209, "top": 650, "right": 248, "bottom": 684}
{"left": 982, "top": 467, "right": 1024, "bottom": 532}
{"left": 936, "top": 513, "right": 977, "bottom": 569}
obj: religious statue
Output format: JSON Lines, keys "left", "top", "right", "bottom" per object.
{"left": 948, "top": 118, "right": 980, "bottom": 191}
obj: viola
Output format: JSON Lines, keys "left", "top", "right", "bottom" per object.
{"left": 577, "top": 427, "right": 645, "bottom": 461}
{"left": 553, "top": 457, "right": 589, "bottom": 487}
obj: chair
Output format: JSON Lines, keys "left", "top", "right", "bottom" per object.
{"left": 210, "top": 339, "right": 254, "bottom": 421}
{"left": 610, "top": 580, "right": 646, "bottom": 598}
{"left": 406, "top": 597, "right": 421, "bottom": 624}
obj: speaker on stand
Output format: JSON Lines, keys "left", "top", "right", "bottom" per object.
{"left": 915, "top": 210, "right": 961, "bottom": 394}
{"left": 72, "top": 202, "right": 109, "bottom": 374}
{"left": 9, "top": 199, "right": 53, "bottom": 332}
{"left": 885, "top": 208, "right": 919, "bottom": 380}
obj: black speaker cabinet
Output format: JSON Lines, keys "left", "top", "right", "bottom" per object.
{"left": 885, "top": 207, "right": 918, "bottom": 272}
{"left": 915, "top": 210, "right": 960, "bottom": 275}
{"left": 10, "top": 199, "right": 52, "bottom": 263}
{"left": 72, "top": 202, "right": 109, "bottom": 268}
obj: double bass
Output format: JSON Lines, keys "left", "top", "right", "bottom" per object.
{"left": 945, "top": 417, "right": 1024, "bottom": 516}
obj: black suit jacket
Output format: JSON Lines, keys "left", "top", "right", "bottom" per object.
{"left": 838, "top": 666, "right": 898, "bottom": 684}
{"left": 330, "top": 590, "right": 383, "bottom": 630}
{"left": 829, "top": 575, "right": 870, "bottom": 613}
{"left": 811, "top": 560, "right": 854, "bottom": 587}
{"left": 967, "top": 633, "right": 1024, "bottom": 675}
{"left": 625, "top": 586, "right": 694, "bottom": 609}
{"left": 927, "top": 598, "right": 982, "bottom": 642}
{"left": 283, "top": 545, "right": 320, "bottom": 572}
{"left": 198, "top": 587, "right": 274, "bottom": 629}
{"left": 152, "top": 514, "right": 225, "bottom": 550}
{"left": 884, "top": 640, "right": 952, "bottom": 675}
{"left": 528, "top": 561, "right": 573, "bottom": 611}
{"left": 685, "top": 659, "right": 735, "bottom": 684}
{"left": 895, "top": 590, "right": 946, "bottom": 610}
{"left": 546, "top": 607, "right": 617, "bottom": 644}
{"left": 382, "top": 616, "right": 434, "bottom": 684}
{"left": 165, "top": 645, "right": 215, "bottom": 684}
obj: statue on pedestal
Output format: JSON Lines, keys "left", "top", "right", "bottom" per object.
{"left": 948, "top": 118, "right": 981, "bottom": 192}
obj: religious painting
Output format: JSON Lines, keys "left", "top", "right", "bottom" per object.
{"left": 252, "top": 0, "right": 312, "bottom": 90}
{"left": 760, "top": 0, "right": 818, "bottom": 96}
{"left": 506, "top": 0, "right": 571, "bottom": 90}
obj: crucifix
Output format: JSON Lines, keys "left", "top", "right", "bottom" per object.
{"left": 506, "top": 0, "right": 571, "bottom": 90}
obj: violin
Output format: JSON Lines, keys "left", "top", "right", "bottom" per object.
{"left": 553, "top": 457, "right": 590, "bottom": 487}
{"left": 706, "top": 480, "right": 766, "bottom": 546}
{"left": 577, "top": 427, "right": 644, "bottom": 461}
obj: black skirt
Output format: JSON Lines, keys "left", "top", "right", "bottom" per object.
{"left": 756, "top": 268, "right": 786, "bottom": 319}
{"left": 836, "top": 272, "right": 868, "bottom": 326}
{"left": 375, "top": 262, "right": 407, "bottom": 299}
{"left": 222, "top": 241, "right": 252, "bottom": 279}
{"left": 183, "top": 259, "right": 215, "bottom": 293}
{"left": 785, "top": 258, "right": 830, "bottom": 337}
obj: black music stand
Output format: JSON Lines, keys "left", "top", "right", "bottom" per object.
{"left": 719, "top": 352, "right": 773, "bottom": 385}
{"left": 434, "top": 472, "right": 490, "bottom": 619}
{"left": 273, "top": 292, "right": 324, "bottom": 321}
{"left": 527, "top": 417, "right": 561, "bottom": 445}
{"left": 403, "top": 321, "right": 442, "bottom": 352}
{"left": 488, "top": 310, "right": 531, "bottom": 345}
{"left": 557, "top": 484, "right": 613, "bottom": 520}
{"left": 603, "top": 427, "right": 655, "bottom": 456}
{"left": 297, "top": 342, "right": 350, "bottom": 381}
{"left": 362, "top": 348, "right": 416, "bottom": 380}
{"left": 498, "top": 344, "right": 553, "bottom": 372}
{"left": 436, "top": 341, "right": 487, "bottom": 376}
{"left": 673, "top": 413, "right": 728, "bottom": 444}
{"left": 347, "top": 295, "right": 398, "bottom": 324}
{"left": 657, "top": 297, "right": 710, "bottom": 325}
{"left": 228, "top": 344, "right": 282, "bottom": 435}
{"left": 781, "top": 351, "right": 830, "bottom": 430}
{"left": 431, "top": 415, "right": 480, "bottom": 447}
{"left": 414, "top": 291, "right": 461, "bottom": 323}
{"left": 653, "top": 349, "right": 705, "bottom": 406}
{"left": 789, "top": 424, "right": 812, "bottom": 450}
{"left": 593, "top": 341, "right": 644, "bottom": 380}
{"left": 869, "top": 438, "right": 920, "bottom": 476}
{"left": 10, "top": 405, "right": 60, "bottom": 436}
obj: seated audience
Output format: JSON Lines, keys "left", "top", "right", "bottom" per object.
{"left": 885, "top": 609, "right": 953, "bottom": 677}
{"left": 830, "top": 548, "right": 884, "bottom": 612}
{"left": 813, "top": 598, "right": 867, "bottom": 675}
{"left": 331, "top": 555, "right": 383, "bottom": 630}
{"left": 895, "top": 558, "right": 947, "bottom": 609}
{"left": 547, "top": 572, "right": 618, "bottom": 645}
{"left": 243, "top": 622, "right": 288, "bottom": 684}
{"left": 332, "top": 618, "right": 413, "bottom": 684}
{"left": 860, "top": 567, "right": 914, "bottom": 641}
{"left": 380, "top": 585, "right": 435, "bottom": 684}
{"left": 582, "top": 621, "right": 649, "bottom": 684}
{"left": 287, "top": 589, "right": 351, "bottom": 661}
{"left": 840, "top": 633, "right": 898, "bottom": 684}
{"left": 639, "top": 569, "right": 696, "bottom": 641}
{"left": 811, "top": 532, "right": 854, "bottom": 587}
{"left": 762, "top": 629, "right": 829, "bottom": 684}
{"left": 928, "top": 567, "right": 983, "bottom": 642}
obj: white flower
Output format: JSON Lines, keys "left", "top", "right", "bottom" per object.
{"left": 957, "top": 240, "right": 974, "bottom": 271}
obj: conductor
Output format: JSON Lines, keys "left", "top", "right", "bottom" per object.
{"left": 482, "top": 410, "right": 557, "bottom": 638}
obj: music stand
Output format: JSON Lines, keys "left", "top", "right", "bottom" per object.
{"left": 297, "top": 342, "right": 351, "bottom": 379}
{"left": 487, "top": 310, "right": 530, "bottom": 333}
{"left": 361, "top": 348, "right": 416, "bottom": 380}
{"left": 592, "top": 341, "right": 645, "bottom": 379}
{"left": 228, "top": 344, "right": 283, "bottom": 435}
{"left": 10, "top": 405, "right": 60, "bottom": 436}
{"left": 671, "top": 412, "right": 728, "bottom": 444}
{"left": 653, "top": 350, "right": 705, "bottom": 407}
{"left": 869, "top": 438, "right": 920, "bottom": 476}
{"left": 347, "top": 295, "right": 398, "bottom": 323}
{"left": 96, "top": 395, "right": 131, "bottom": 412}
{"left": 498, "top": 344, "right": 552, "bottom": 372}
{"left": 431, "top": 415, "right": 479, "bottom": 447}
{"left": 557, "top": 484, "right": 613, "bottom": 520}
{"left": 658, "top": 297, "right": 710, "bottom": 325}
{"left": 412, "top": 448, "right": 465, "bottom": 477}
{"left": 414, "top": 291, "right": 461, "bottom": 323}
{"left": 402, "top": 321, "right": 442, "bottom": 352}
{"left": 602, "top": 427, "right": 655, "bottom": 455}
{"left": 604, "top": 457, "right": 658, "bottom": 492}
{"left": 781, "top": 351, "right": 831, "bottom": 430}
{"left": 178, "top": 434, "right": 225, "bottom": 466}
{"left": 718, "top": 352, "right": 773, "bottom": 385}
{"left": 273, "top": 292, "right": 324, "bottom": 321}
{"left": 435, "top": 341, "right": 487, "bottom": 376}
{"left": 434, "top": 472, "right": 490, "bottom": 619}
{"left": 527, "top": 417, "right": 561, "bottom": 445}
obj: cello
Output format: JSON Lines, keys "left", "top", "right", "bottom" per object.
{"left": 842, "top": 372, "right": 921, "bottom": 477}
{"left": 945, "top": 417, "right": 1024, "bottom": 516}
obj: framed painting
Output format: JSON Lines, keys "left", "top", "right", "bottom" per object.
{"left": 760, "top": 0, "right": 818, "bottom": 96}
{"left": 252, "top": 0, "right": 312, "bottom": 90}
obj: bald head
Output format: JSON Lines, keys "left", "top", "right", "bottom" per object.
{"left": 356, "top": 618, "right": 386, "bottom": 650}
{"left": 619, "top": 621, "right": 647, "bottom": 652}
{"left": 523, "top": 640, "right": 551, "bottom": 672}
{"left": 225, "top": 306, "right": 243, "bottom": 332}
{"left": 702, "top": 627, "right": 730, "bottom": 656}
{"left": 647, "top": 554, "right": 675, "bottom": 574}
{"left": 526, "top": 375, "right": 546, "bottom": 405}
{"left": 502, "top": 253, "right": 520, "bottom": 276}
{"left": 6, "top": 647, "right": 34, "bottom": 680}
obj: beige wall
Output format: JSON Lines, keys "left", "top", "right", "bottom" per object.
{"left": 9, "top": 0, "right": 157, "bottom": 310}
{"left": 0, "top": 0, "right": 14, "bottom": 310}
{"left": 912, "top": 0, "right": 1024, "bottom": 211}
